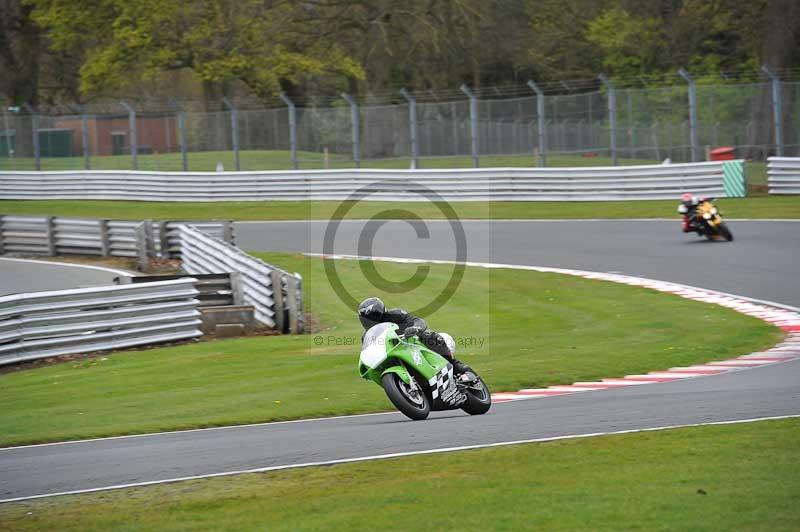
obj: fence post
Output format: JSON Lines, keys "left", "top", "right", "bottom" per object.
{"left": 45, "top": 216, "right": 56, "bottom": 255}
{"left": 460, "top": 84, "right": 480, "bottom": 167}
{"left": 99, "top": 219, "right": 111, "bottom": 257}
{"left": 80, "top": 107, "right": 91, "bottom": 170}
{"left": 22, "top": 103, "right": 40, "bottom": 171}
{"left": 598, "top": 74, "right": 618, "bottom": 165}
{"left": 762, "top": 65, "right": 784, "bottom": 157}
{"left": 270, "top": 269, "right": 285, "bottom": 332}
{"left": 279, "top": 92, "right": 299, "bottom": 170}
{"left": 341, "top": 93, "right": 361, "bottom": 168}
{"left": 170, "top": 98, "right": 189, "bottom": 171}
{"left": 120, "top": 100, "right": 138, "bottom": 170}
{"left": 677, "top": 68, "right": 699, "bottom": 162}
{"left": 399, "top": 88, "right": 419, "bottom": 169}
{"left": 0, "top": 216, "right": 5, "bottom": 255}
{"left": 526, "top": 80, "right": 547, "bottom": 167}
{"left": 222, "top": 97, "right": 241, "bottom": 171}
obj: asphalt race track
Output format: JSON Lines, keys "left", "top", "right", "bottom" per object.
{"left": 236, "top": 220, "right": 800, "bottom": 307}
{"left": 0, "top": 258, "right": 127, "bottom": 296}
{"left": 1, "top": 219, "right": 799, "bottom": 502}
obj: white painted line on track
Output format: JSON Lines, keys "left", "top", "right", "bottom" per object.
{"left": 2, "top": 414, "right": 798, "bottom": 505}
{"left": 0, "top": 411, "right": 399, "bottom": 452}
{"left": 0, "top": 257, "right": 134, "bottom": 277}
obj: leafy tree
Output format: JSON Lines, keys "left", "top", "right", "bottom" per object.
{"left": 29, "top": 0, "right": 365, "bottom": 102}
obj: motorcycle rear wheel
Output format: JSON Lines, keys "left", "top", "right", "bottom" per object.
{"left": 382, "top": 372, "right": 430, "bottom": 420}
{"left": 460, "top": 374, "right": 492, "bottom": 415}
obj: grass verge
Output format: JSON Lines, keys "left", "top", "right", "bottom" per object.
{"left": 1, "top": 418, "right": 798, "bottom": 531}
{"left": 0, "top": 253, "right": 780, "bottom": 447}
{"left": 1, "top": 196, "right": 798, "bottom": 220}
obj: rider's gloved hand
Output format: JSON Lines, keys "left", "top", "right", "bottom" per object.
{"left": 404, "top": 326, "right": 422, "bottom": 338}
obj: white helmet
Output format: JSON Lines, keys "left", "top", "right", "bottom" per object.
{"left": 439, "top": 332, "right": 456, "bottom": 355}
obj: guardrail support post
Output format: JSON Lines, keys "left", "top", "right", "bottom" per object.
{"left": 677, "top": 68, "right": 699, "bottom": 162}
{"left": 399, "top": 88, "right": 419, "bottom": 169}
{"left": 80, "top": 108, "right": 91, "bottom": 170}
{"left": 460, "top": 84, "right": 480, "bottom": 167}
{"left": 341, "top": 93, "right": 361, "bottom": 168}
{"left": 279, "top": 92, "right": 299, "bottom": 170}
{"left": 526, "top": 80, "right": 547, "bottom": 166}
{"left": 270, "top": 269, "right": 285, "bottom": 332}
{"left": 170, "top": 99, "right": 189, "bottom": 171}
{"left": 762, "top": 65, "right": 784, "bottom": 157}
{"left": 0, "top": 215, "right": 5, "bottom": 255}
{"left": 99, "top": 219, "right": 111, "bottom": 257}
{"left": 22, "top": 103, "right": 40, "bottom": 171}
{"left": 221, "top": 220, "right": 234, "bottom": 244}
{"left": 229, "top": 271, "right": 244, "bottom": 305}
{"left": 286, "top": 275, "right": 300, "bottom": 334}
{"left": 120, "top": 100, "right": 138, "bottom": 170}
{"left": 45, "top": 216, "right": 56, "bottom": 255}
{"left": 222, "top": 97, "right": 241, "bottom": 171}
{"left": 598, "top": 74, "right": 618, "bottom": 165}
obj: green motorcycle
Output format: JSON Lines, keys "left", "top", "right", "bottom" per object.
{"left": 358, "top": 322, "right": 492, "bottom": 420}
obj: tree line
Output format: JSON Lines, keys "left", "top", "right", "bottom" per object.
{"left": 1, "top": 0, "right": 798, "bottom": 109}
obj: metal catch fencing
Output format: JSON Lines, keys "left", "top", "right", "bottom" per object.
{"left": 767, "top": 157, "right": 800, "bottom": 194}
{"left": 0, "top": 278, "right": 202, "bottom": 365}
{"left": 179, "top": 224, "right": 303, "bottom": 332}
{"left": 0, "top": 215, "right": 234, "bottom": 260}
{"left": 1, "top": 75, "right": 798, "bottom": 173}
{"left": 0, "top": 160, "right": 746, "bottom": 201}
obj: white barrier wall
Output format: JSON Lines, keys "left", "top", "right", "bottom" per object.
{"left": 0, "top": 161, "right": 744, "bottom": 202}
{"left": 179, "top": 225, "right": 303, "bottom": 332}
{"left": 767, "top": 157, "right": 800, "bottom": 194}
{"left": 0, "top": 215, "right": 233, "bottom": 259}
{"left": 0, "top": 278, "right": 201, "bottom": 365}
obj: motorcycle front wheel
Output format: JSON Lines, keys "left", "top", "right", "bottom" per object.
{"left": 382, "top": 372, "right": 430, "bottom": 420}
{"left": 460, "top": 374, "right": 492, "bottom": 415}
{"left": 718, "top": 222, "right": 733, "bottom": 241}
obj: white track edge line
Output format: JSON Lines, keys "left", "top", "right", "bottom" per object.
{"left": 0, "top": 410, "right": 400, "bottom": 452}
{"left": 0, "top": 257, "right": 134, "bottom": 277}
{"left": 2, "top": 414, "right": 798, "bottom": 505}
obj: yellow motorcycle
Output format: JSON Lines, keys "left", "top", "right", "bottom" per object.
{"left": 680, "top": 197, "right": 733, "bottom": 241}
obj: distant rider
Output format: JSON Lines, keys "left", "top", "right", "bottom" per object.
{"left": 358, "top": 297, "right": 471, "bottom": 375}
{"left": 677, "top": 193, "right": 701, "bottom": 233}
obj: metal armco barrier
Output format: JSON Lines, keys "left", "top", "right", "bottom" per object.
{"left": 767, "top": 157, "right": 800, "bottom": 194}
{"left": 179, "top": 225, "right": 304, "bottom": 332}
{"left": 0, "top": 278, "right": 201, "bottom": 365}
{"left": 0, "top": 161, "right": 742, "bottom": 201}
{"left": 0, "top": 216, "right": 233, "bottom": 259}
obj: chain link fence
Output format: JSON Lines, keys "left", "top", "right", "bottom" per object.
{"left": 2, "top": 79, "right": 798, "bottom": 172}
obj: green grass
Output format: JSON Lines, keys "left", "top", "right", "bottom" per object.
{"left": 1, "top": 196, "right": 798, "bottom": 220}
{"left": 0, "top": 150, "right": 664, "bottom": 172}
{"left": 0, "top": 252, "right": 780, "bottom": 447}
{"left": 2, "top": 418, "right": 798, "bottom": 531}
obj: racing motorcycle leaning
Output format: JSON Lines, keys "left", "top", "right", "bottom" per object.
{"left": 358, "top": 323, "right": 491, "bottom": 420}
{"left": 678, "top": 196, "right": 733, "bottom": 241}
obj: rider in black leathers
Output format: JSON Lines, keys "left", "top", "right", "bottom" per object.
{"left": 358, "top": 297, "right": 470, "bottom": 375}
